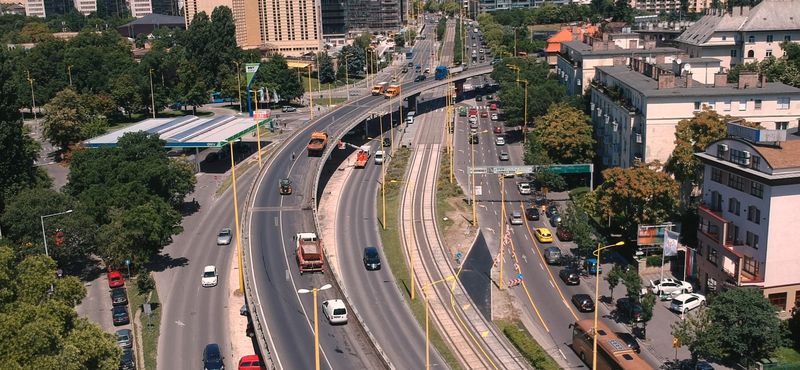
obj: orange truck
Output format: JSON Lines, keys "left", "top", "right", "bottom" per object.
{"left": 295, "top": 232, "right": 324, "bottom": 275}
{"left": 354, "top": 149, "right": 369, "bottom": 168}
{"left": 307, "top": 131, "right": 328, "bottom": 156}
{"left": 384, "top": 84, "right": 401, "bottom": 99}
{"left": 372, "top": 82, "right": 388, "bottom": 95}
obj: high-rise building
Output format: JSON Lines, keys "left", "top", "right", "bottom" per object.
{"left": 230, "top": 0, "right": 322, "bottom": 54}
{"left": 25, "top": 0, "right": 74, "bottom": 17}
{"left": 345, "top": 0, "right": 401, "bottom": 36}
{"left": 184, "top": 0, "right": 233, "bottom": 27}
{"left": 321, "top": 0, "right": 346, "bottom": 38}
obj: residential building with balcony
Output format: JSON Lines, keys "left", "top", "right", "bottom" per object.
{"left": 675, "top": 1, "right": 800, "bottom": 69}
{"left": 630, "top": 0, "right": 681, "bottom": 13}
{"left": 227, "top": 0, "right": 322, "bottom": 54}
{"left": 545, "top": 25, "right": 599, "bottom": 71}
{"left": 590, "top": 58, "right": 800, "bottom": 169}
{"left": 557, "top": 34, "right": 681, "bottom": 96}
{"left": 694, "top": 125, "right": 800, "bottom": 316}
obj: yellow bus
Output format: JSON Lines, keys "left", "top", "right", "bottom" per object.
{"left": 569, "top": 319, "right": 654, "bottom": 370}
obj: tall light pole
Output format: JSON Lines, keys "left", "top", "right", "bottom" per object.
{"left": 25, "top": 70, "right": 37, "bottom": 121}
{"left": 149, "top": 69, "right": 156, "bottom": 118}
{"left": 344, "top": 54, "right": 350, "bottom": 100}
{"left": 233, "top": 61, "right": 243, "bottom": 113}
{"left": 593, "top": 241, "right": 625, "bottom": 370}
{"left": 369, "top": 111, "right": 386, "bottom": 229}
{"left": 229, "top": 140, "right": 246, "bottom": 290}
{"left": 517, "top": 79, "right": 528, "bottom": 144}
{"left": 67, "top": 65, "right": 73, "bottom": 87}
{"left": 424, "top": 276, "right": 455, "bottom": 369}
{"left": 307, "top": 65, "right": 314, "bottom": 120}
{"left": 507, "top": 64, "right": 520, "bottom": 87}
{"left": 41, "top": 210, "right": 73, "bottom": 256}
{"left": 297, "top": 284, "right": 332, "bottom": 370}
{"left": 471, "top": 129, "right": 488, "bottom": 227}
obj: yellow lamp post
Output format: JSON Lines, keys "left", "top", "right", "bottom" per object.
{"left": 507, "top": 64, "right": 520, "bottom": 87}
{"left": 251, "top": 90, "right": 263, "bottom": 168}
{"left": 470, "top": 129, "right": 489, "bottom": 227}
{"left": 307, "top": 65, "right": 314, "bottom": 120}
{"left": 149, "top": 68, "right": 155, "bottom": 118}
{"left": 368, "top": 111, "right": 386, "bottom": 229}
{"left": 344, "top": 54, "right": 349, "bottom": 100}
{"left": 233, "top": 61, "right": 243, "bottom": 113}
{"left": 229, "top": 140, "right": 246, "bottom": 291}
{"left": 25, "top": 70, "right": 37, "bottom": 121}
{"left": 517, "top": 79, "right": 528, "bottom": 144}
{"left": 297, "top": 284, "right": 332, "bottom": 370}
{"left": 424, "top": 276, "right": 456, "bottom": 369}
{"left": 592, "top": 241, "right": 625, "bottom": 370}
{"left": 67, "top": 65, "right": 73, "bottom": 87}
{"left": 391, "top": 180, "right": 417, "bottom": 300}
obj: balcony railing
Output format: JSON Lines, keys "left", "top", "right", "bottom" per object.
{"left": 591, "top": 81, "right": 639, "bottom": 114}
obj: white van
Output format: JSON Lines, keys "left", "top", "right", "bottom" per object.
{"left": 374, "top": 151, "right": 385, "bottom": 165}
{"left": 406, "top": 111, "right": 416, "bottom": 124}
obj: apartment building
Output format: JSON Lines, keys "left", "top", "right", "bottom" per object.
{"left": 675, "top": 0, "right": 800, "bottom": 69}
{"left": 629, "top": 0, "right": 681, "bottom": 13}
{"left": 545, "top": 25, "right": 599, "bottom": 70}
{"left": 590, "top": 58, "right": 800, "bottom": 169}
{"left": 25, "top": 0, "right": 72, "bottom": 17}
{"left": 556, "top": 33, "right": 681, "bottom": 95}
{"left": 694, "top": 124, "right": 800, "bottom": 316}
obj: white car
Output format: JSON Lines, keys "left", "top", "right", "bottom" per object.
{"left": 469, "top": 115, "right": 477, "bottom": 123}
{"left": 670, "top": 293, "right": 706, "bottom": 313}
{"left": 650, "top": 278, "right": 693, "bottom": 295}
{"left": 491, "top": 113, "right": 498, "bottom": 121}
{"left": 374, "top": 151, "right": 385, "bottom": 165}
{"left": 495, "top": 136, "right": 505, "bottom": 146}
{"left": 217, "top": 228, "right": 232, "bottom": 245}
{"left": 517, "top": 182, "right": 531, "bottom": 195}
{"left": 322, "top": 299, "right": 348, "bottom": 324}
{"left": 201, "top": 265, "right": 218, "bottom": 287}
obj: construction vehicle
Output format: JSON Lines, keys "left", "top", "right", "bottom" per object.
{"left": 295, "top": 232, "right": 324, "bottom": 275}
{"left": 371, "top": 82, "right": 388, "bottom": 95}
{"left": 384, "top": 84, "right": 401, "bottom": 99}
{"left": 307, "top": 131, "right": 328, "bottom": 156}
{"left": 279, "top": 178, "right": 292, "bottom": 195}
{"left": 354, "top": 146, "right": 370, "bottom": 168}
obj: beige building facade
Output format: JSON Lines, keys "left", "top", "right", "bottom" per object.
{"left": 694, "top": 133, "right": 800, "bottom": 317}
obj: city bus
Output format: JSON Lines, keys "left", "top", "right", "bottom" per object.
{"left": 569, "top": 319, "right": 654, "bottom": 370}
{"left": 406, "top": 48, "right": 413, "bottom": 59}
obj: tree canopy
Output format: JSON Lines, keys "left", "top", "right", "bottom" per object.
{"left": 710, "top": 288, "right": 783, "bottom": 361}
{"left": 534, "top": 102, "right": 595, "bottom": 164}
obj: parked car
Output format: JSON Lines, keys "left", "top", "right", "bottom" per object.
{"left": 617, "top": 298, "right": 644, "bottom": 322}
{"left": 414, "top": 75, "right": 427, "bottom": 82}
{"left": 112, "top": 306, "right": 130, "bottom": 326}
{"left": 559, "top": 268, "right": 580, "bottom": 285}
{"left": 544, "top": 246, "right": 561, "bottom": 264}
{"left": 116, "top": 329, "right": 132, "bottom": 349}
{"left": 119, "top": 349, "right": 136, "bottom": 370}
{"left": 490, "top": 103, "right": 497, "bottom": 110}
{"left": 499, "top": 151, "right": 509, "bottom": 161}
{"left": 490, "top": 59, "right": 502, "bottom": 65}
{"left": 680, "top": 359, "right": 716, "bottom": 370}
{"left": 585, "top": 258, "right": 602, "bottom": 274}
{"left": 556, "top": 226, "right": 573, "bottom": 241}
{"left": 363, "top": 247, "right": 381, "bottom": 270}
{"left": 238, "top": 355, "right": 266, "bottom": 370}
{"left": 525, "top": 207, "right": 540, "bottom": 221}
{"left": 650, "top": 278, "right": 693, "bottom": 295}
{"left": 572, "top": 294, "right": 595, "bottom": 312}
{"left": 493, "top": 125, "right": 502, "bottom": 133}
{"left": 203, "top": 343, "right": 225, "bottom": 370}
{"left": 281, "top": 106, "right": 296, "bottom": 112}
{"left": 670, "top": 293, "right": 706, "bottom": 314}
{"left": 490, "top": 113, "right": 498, "bottom": 121}
{"left": 322, "top": 299, "right": 348, "bottom": 324}
{"left": 549, "top": 214, "right": 562, "bottom": 227}
{"left": 546, "top": 205, "right": 559, "bottom": 219}
{"left": 407, "top": 62, "right": 414, "bottom": 67}
{"left": 534, "top": 228, "right": 553, "bottom": 243}
{"left": 201, "top": 265, "right": 219, "bottom": 287}
{"left": 217, "top": 228, "right": 233, "bottom": 245}
{"left": 476, "top": 95, "right": 482, "bottom": 101}
{"left": 110, "top": 288, "right": 128, "bottom": 306}
{"left": 108, "top": 271, "right": 124, "bottom": 288}
{"left": 509, "top": 212, "right": 523, "bottom": 225}
{"left": 616, "top": 332, "right": 641, "bottom": 353}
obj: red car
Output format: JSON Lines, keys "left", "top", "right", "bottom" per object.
{"left": 490, "top": 103, "right": 498, "bottom": 110}
{"left": 239, "top": 355, "right": 266, "bottom": 370}
{"left": 556, "top": 226, "right": 573, "bottom": 241}
{"left": 480, "top": 111, "right": 488, "bottom": 118}
{"left": 108, "top": 271, "right": 124, "bottom": 288}
{"left": 493, "top": 126, "right": 502, "bottom": 134}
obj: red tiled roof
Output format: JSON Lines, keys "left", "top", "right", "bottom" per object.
{"left": 545, "top": 26, "right": 598, "bottom": 53}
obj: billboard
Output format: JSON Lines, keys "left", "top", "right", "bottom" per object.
{"left": 637, "top": 225, "right": 666, "bottom": 245}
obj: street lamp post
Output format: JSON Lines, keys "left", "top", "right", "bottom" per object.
{"left": 517, "top": 79, "right": 528, "bottom": 144}
{"left": 67, "top": 65, "right": 73, "bottom": 87}
{"left": 233, "top": 61, "right": 243, "bottom": 113}
{"left": 471, "top": 130, "right": 488, "bottom": 227}
{"left": 25, "top": 70, "right": 37, "bottom": 121}
{"left": 369, "top": 111, "right": 386, "bottom": 229}
{"left": 506, "top": 64, "right": 520, "bottom": 87}
{"left": 307, "top": 65, "right": 314, "bottom": 120}
{"left": 149, "top": 69, "right": 156, "bottom": 118}
{"left": 344, "top": 54, "right": 349, "bottom": 100}
{"left": 41, "top": 210, "right": 73, "bottom": 257}
{"left": 424, "top": 276, "right": 455, "bottom": 369}
{"left": 592, "top": 241, "right": 625, "bottom": 370}
{"left": 297, "top": 283, "right": 332, "bottom": 370}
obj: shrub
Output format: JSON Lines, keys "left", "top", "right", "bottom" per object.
{"left": 137, "top": 271, "right": 156, "bottom": 294}
{"left": 646, "top": 255, "right": 663, "bottom": 267}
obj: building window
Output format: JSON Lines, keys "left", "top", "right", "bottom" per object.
{"left": 778, "top": 98, "right": 790, "bottom": 109}
{"left": 708, "top": 248, "right": 718, "bottom": 265}
{"left": 748, "top": 35, "right": 755, "bottom": 43}
{"left": 767, "top": 34, "right": 774, "bottom": 42}
{"left": 746, "top": 231, "right": 759, "bottom": 249}
{"left": 730, "top": 149, "right": 750, "bottom": 166}
{"left": 751, "top": 155, "right": 760, "bottom": 169}
{"left": 769, "top": 292, "right": 787, "bottom": 311}
{"left": 748, "top": 206, "right": 761, "bottom": 224}
{"left": 743, "top": 256, "right": 759, "bottom": 276}
{"left": 747, "top": 50, "right": 755, "bottom": 58}
{"left": 722, "top": 36, "right": 727, "bottom": 41}
{"left": 777, "top": 122, "right": 788, "bottom": 130}
{"left": 724, "top": 100, "right": 731, "bottom": 111}
{"left": 710, "top": 191, "right": 723, "bottom": 211}
{"left": 728, "top": 198, "right": 740, "bottom": 215}
{"left": 786, "top": 35, "right": 792, "bottom": 42}
{"left": 697, "top": 240, "right": 703, "bottom": 256}
{"left": 711, "top": 168, "right": 723, "bottom": 182}
{"left": 731, "top": 50, "right": 738, "bottom": 58}
{"left": 750, "top": 181, "right": 764, "bottom": 198}
{"left": 727, "top": 174, "right": 745, "bottom": 191}
{"left": 739, "top": 100, "right": 747, "bottom": 111}
{"left": 694, "top": 101, "right": 701, "bottom": 111}
{"left": 755, "top": 99, "right": 762, "bottom": 110}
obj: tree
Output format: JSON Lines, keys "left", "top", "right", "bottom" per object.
{"left": 134, "top": 33, "right": 148, "bottom": 48}
{"left": 535, "top": 169, "right": 567, "bottom": 192}
{"left": 534, "top": 102, "right": 595, "bottom": 164}
{"left": 640, "top": 291, "right": 657, "bottom": 338}
{"left": 354, "top": 31, "right": 373, "bottom": 49}
{"left": 340, "top": 45, "right": 366, "bottom": 77}
{"left": 621, "top": 265, "right": 643, "bottom": 301}
{"left": 42, "top": 88, "right": 89, "bottom": 149}
{"left": 671, "top": 305, "right": 725, "bottom": 365}
{"left": 666, "top": 109, "right": 756, "bottom": 185}
{"left": 407, "top": 29, "right": 417, "bottom": 46}
{"left": 395, "top": 34, "right": 406, "bottom": 48}
{"left": 612, "top": 0, "right": 634, "bottom": 24}
{"left": 710, "top": 288, "right": 783, "bottom": 361}
{"left": 177, "top": 60, "right": 210, "bottom": 114}
{"left": 110, "top": 74, "right": 142, "bottom": 119}
{"left": 604, "top": 264, "right": 624, "bottom": 301}
{"left": 787, "top": 300, "right": 800, "bottom": 349}
{"left": 316, "top": 52, "right": 335, "bottom": 84}
{"left": 584, "top": 162, "right": 679, "bottom": 234}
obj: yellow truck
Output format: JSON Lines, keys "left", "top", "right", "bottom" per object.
{"left": 372, "top": 82, "right": 388, "bottom": 95}
{"left": 384, "top": 84, "right": 401, "bottom": 99}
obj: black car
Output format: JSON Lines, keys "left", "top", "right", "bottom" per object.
{"left": 414, "top": 75, "right": 426, "bottom": 82}
{"left": 476, "top": 95, "right": 482, "bottom": 101}
{"left": 110, "top": 288, "right": 128, "bottom": 306}
{"left": 119, "top": 349, "right": 135, "bottom": 370}
{"left": 616, "top": 332, "right": 641, "bottom": 354}
{"left": 407, "top": 62, "right": 414, "bottom": 67}
{"left": 363, "top": 247, "right": 381, "bottom": 270}
{"left": 546, "top": 205, "right": 559, "bottom": 219}
{"left": 617, "top": 298, "right": 644, "bottom": 322}
{"left": 382, "top": 138, "right": 391, "bottom": 147}
{"left": 469, "top": 134, "right": 479, "bottom": 144}
{"left": 680, "top": 360, "right": 715, "bottom": 370}
{"left": 525, "top": 207, "right": 540, "bottom": 221}
{"left": 559, "top": 268, "right": 580, "bottom": 285}
{"left": 572, "top": 294, "right": 595, "bottom": 312}
{"left": 112, "top": 306, "right": 130, "bottom": 326}
{"left": 203, "top": 343, "right": 225, "bottom": 370}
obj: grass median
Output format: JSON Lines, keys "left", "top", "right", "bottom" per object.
{"left": 127, "top": 275, "right": 161, "bottom": 370}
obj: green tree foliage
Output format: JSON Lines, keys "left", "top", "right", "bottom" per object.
{"left": 177, "top": 60, "right": 210, "bottom": 114}
{"left": 42, "top": 88, "right": 89, "bottom": 149}
{"left": 0, "top": 248, "right": 121, "bottom": 370}
{"left": 604, "top": 264, "right": 624, "bottom": 301}
{"left": 395, "top": 34, "right": 406, "bottom": 48}
{"left": 787, "top": 300, "right": 800, "bottom": 349}
{"left": 407, "top": 29, "right": 417, "bottom": 46}
{"left": 710, "top": 288, "right": 783, "bottom": 361}
{"left": 442, "top": 0, "right": 461, "bottom": 15}
{"left": 533, "top": 102, "right": 595, "bottom": 164}
{"left": 671, "top": 304, "right": 725, "bottom": 365}
{"left": 621, "top": 265, "right": 643, "bottom": 302}
{"left": 340, "top": 45, "right": 366, "bottom": 77}
{"left": 110, "top": 74, "right": 142, "bottom": 118}
{"left": 584, "top": 162, "right": 679, "bottom": 234}
{"left": 536, "top": 169, "right": 567, "bottom": 192}
{"left": 183, "top": 7, "right": 240, "bottom": 90}
{"left": 640, "top": 291, "right": 657, "bottom": 336}
{"left": 354, "top": 31, "right": 373, "bottom": 49}
{"left": 613, "top": 0, "right": 635, "bottom": 24}
{"left": 562, "top": 200, "right": 598, "bottom": 255}
{"left": 436, "top": 18, "right": 447, "bottom": 41}
{"left": 316, "top": 52, "right": 336, "bottom": 84}
{"left": 251, "top": 54, "right": 304, "bottom": 101}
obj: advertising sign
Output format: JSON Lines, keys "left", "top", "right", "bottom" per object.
{"left": 254, "top": 109, "right": 271, "bottom": 120}
{"left": 637, "top": 225, "right": 666, "bottom": 245}
{"left": 245, "top": 63, "right": 260, "bottom": 85}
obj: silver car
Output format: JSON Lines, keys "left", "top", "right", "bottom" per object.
{"left": 217, "top": 228, "right": 232, "bottom": 245}
{"left": 116, "top": 329, "right": 132, "bottom": 349}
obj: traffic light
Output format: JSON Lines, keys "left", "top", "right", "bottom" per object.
{"left": 55, "top": 230, "right": 65, "bottom": 246}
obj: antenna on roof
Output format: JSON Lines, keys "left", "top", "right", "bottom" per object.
{"left": 684, "top": 63, "right": 692, "bottom": 72}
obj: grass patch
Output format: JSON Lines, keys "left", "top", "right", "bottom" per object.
{"left": 495, "top": 319, "right": 563, "bottom": 370}
{"left": 528, "top": 24, "right": 561, "bottom": 32}
{"left": 378, "top": 147, "right": 463, "bottom": 370}
{"left": 301, "top": 77, "right": 349, "bottom": 92}
{"left": 774, "top": 347, "right": 800, "bottom": 364}
{"left": 437, "top": 148, "right": 464, "bottom": 232}
{"left": 127, "top": 276, "right": 161, "bottom": 370}
{"left": 311, "top": 97, "right": 348, "bottom": 106}
{"left": 214, "top": 159, "right": 260, "bottom": 197}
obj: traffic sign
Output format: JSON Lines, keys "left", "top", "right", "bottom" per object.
{"left": 548, "top": 164, "right": 592, "bottom": 174}
{"left": 452, "top": 92, "right": 457, "bottom": 98}
{"left": 125, "top": 259, "right": 130, "bottom": 266}
{"left": 672, "top": 337, "right": 681, "bottom": 348}
{"left": 456, "top": 253, "right": 462, "bottom": 259}
{"left": 475, "top": 185, "right": 482, "bottom": 196}
{"left": 518, "top": 274, "right": 523, "bottom": 279}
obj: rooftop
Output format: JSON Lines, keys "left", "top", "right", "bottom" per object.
{"left": 675, "top": 0, "right": 800, "bottom": 46}
{"left": 751, "top": 139, "right": 800, "bottom": 170}
{"left": 596, "top": 64, "right": 800, "bottom": 97}
{"left": 118, "top": 13, "right": 186, "bottom": 27}
{"left": 562, "top": 41, "right": 680, "bottom": 56}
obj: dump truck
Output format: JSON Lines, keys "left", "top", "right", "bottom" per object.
{"left": 279, "top": 178, "right": 292, "bottom": 195}
{"left": 372, "top": 82, "right": 388, "bottom": 95}
{"left": 295, "top": 232, "right": 324, "bottom": 275}
{"left": 307, "top": 131, "right": 328, "bottom": 156}
{"left": 354, "top": 146, "right": 370, "bottom": 168}
{"left": 384, "top": 84, "right": 401, "bottom": 99}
